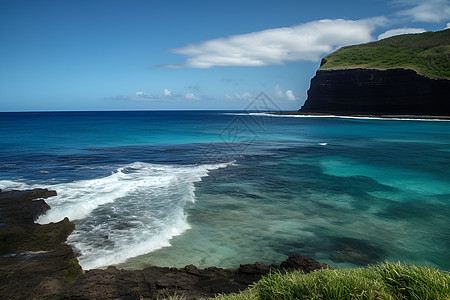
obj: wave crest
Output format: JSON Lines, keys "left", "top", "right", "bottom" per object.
{"left": 1, "top": 161, "right": 232, "bottom": 269}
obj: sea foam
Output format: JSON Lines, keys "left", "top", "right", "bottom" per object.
{"left": 1, "top": 161, "right": 232, "bottom": 269}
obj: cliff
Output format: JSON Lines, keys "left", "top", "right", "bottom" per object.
{"left": 300, "top": 68, "right": 450, "bottom": 115}
{"left": 299, "top": 29, "right": 450, "bottom": 116}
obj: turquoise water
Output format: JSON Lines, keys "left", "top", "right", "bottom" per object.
{"left": 0, "top": 111, "right": 449, "bottom": 270}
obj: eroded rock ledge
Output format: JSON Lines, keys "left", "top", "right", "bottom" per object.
{"left": 0, "top": 189, "right": 331, "bottom": 299}
{"left": 300, "top": 68, "right": 450, "bottom": 116}
{"left": 67, "top": 254, "right": 330, "bottom": 299}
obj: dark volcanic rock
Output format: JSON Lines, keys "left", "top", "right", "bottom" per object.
{"left": 0, "top": 189, "right": 55, "bottom": 224}
{"left": 0, "top": 189, "right": 82, "bottom": 299}
{"left": 280, "top": 253, "right": 331, "bottom": 273}
{"left": 65, "top": 255, "right": 331, "bottom": 299}
{"left": 0, "top": 189, "right": 71, "bottom": 255}
{"left": 0, "top": 189, "right": 332, "bottom": 299}
{"left": 300, "top": 68, "right": 450, "bottom": 115}
{"left": 0, "top": 244, "right": 79, "bottom": 299}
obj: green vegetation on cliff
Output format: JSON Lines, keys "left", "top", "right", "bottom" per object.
{"left": 320, "top": 29, "right": 450, "bottom": 79}
{"left": 215, "top": 261, "right": 450, "bottom": 300}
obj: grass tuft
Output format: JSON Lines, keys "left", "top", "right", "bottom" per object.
{"left": 216, "top": 262, "right": 450, "bottom": 300}
{"left": 375, "top": 262, "right": 450, "bottom": 300}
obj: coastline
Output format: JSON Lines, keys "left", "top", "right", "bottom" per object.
{"left": 266, "top": 111, "right": 450, "bottom": 121}
{"left": 0, "top": 188, "right": 330, "bottom": 299}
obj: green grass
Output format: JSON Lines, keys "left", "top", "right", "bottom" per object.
{"left": 320, "top": 29, "right": 450, "bottom": 79}
{"left": 62, "top": 257, "right": 84, "bottom": 282}
{"left": 216, "top": 262, "right": 450, "bottom": 300}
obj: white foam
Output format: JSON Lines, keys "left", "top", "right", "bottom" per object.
{"left": 223, "top": 112, "right": 443, "bottom": 122}
{"left": 0, "top": 180, "right": 32, "bottom": 190}
{"left": 222, "top": 113, "right": 251, "bottom": 116}
{"left": 1, "top": 161, "right": 233, "bottom": 269}
{"left": 255, "top": 113, "right": 337, "bottom": 118}
{"left": 37, "top": 172, "right": 128, "bottom": 223}
{"left": 34, "top": 161, "right": 231, "bottom": 224}
{"left": 70, "top": 208, "right": 190, "bottom": 269}
{"left": 261, "top": 113, "right": 450, "bottom": 121}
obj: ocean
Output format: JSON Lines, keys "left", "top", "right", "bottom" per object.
{"left": 0, "top": 110, "right": 449, "bottom": 271}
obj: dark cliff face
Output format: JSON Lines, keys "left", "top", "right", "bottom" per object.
{"left": 300, "top": 68, "right": 450, "bottom": 115}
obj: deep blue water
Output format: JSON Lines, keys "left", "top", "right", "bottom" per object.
{"left": 1, "top": 111, "right": 449, "bottom": 270}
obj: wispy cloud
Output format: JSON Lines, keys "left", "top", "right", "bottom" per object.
{"left": 395, "top": 0, "right": 450, "bottom": 23}
{"left": 275, "top": 85, "right": 284, "bottom": 98}
{"left": 224, "top": 92, "right": 253, "bottom": 100}
{"left": 163, "top": 18, "right": 387, "bottom": 69}
{"left": 119, "top": 91, "right": 157, "bottom": 101}
{"left": 285, "top": 90, "right": 295, "bottom": 101}
{"left": 163, "top": 88, "right": 172, "bottom": 96}
{"left": 111, "top": 90, "right": 202, "bottom": 101}
{"left": 185, "top": 92, "right": 199, "bottom": 100}
{"left": 275, "top": 85, "right": 296, "bottom": 101}
{"left": 378, "top": 27, "right": 426, "bottom": 40}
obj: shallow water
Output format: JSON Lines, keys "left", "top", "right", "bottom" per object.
{"left": 1, "top": 111, "right": 449, "bottom": 270}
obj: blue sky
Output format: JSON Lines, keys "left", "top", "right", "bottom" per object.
{"left": 1, "top": 0, "right": 449, "bottom": 111}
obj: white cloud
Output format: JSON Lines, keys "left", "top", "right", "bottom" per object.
{"left": 185, "top": 92, "right": 199, "bottom": 100}
{"left": 378, "top": 27, "right": 426, "bottom": 40}
{"left": 163, "top": 88, "right": 172, "bottom": 96}
{"left": 127, "top": 90, "right": 203, "bottom": 101}
{"left": 228, "top": 92, "right": 253, "bottom": 100}
{"left": 447, "top": 22, "right": 450, "bottom": 28}
{"left": 274, "top": 85, "right": 296, "bottom": 100}
{"left": 112, "top": 90, "right": 181, "bottom": 101}
{"left": 111, "top": 91, "right": 157, "bottom": 101}
{"left": 285, "top": 90, "right": 296, "bottom": 101}
{"left": 132, "top": 91, "right": 156, "bottom": 100}
{"left": 165, "top": 18, "right": 387, "bottom": 69}
{"left": 275, "top": 85, "right": 283, "bottom": 97}
{"left": 223, "top": 92, "right": 253, "bottom": 100}
{"left": 396, "top": 0, "right": 450, "bottom": 23}
{"left": 242, "top": 92, "right": 252, "bottom": 99}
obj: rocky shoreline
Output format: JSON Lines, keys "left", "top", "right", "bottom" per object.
{"left": 0, "top": 189, "right": 331, "bottom": 299}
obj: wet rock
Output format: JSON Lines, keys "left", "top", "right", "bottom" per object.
{"left": 280, "top": 254, "right": 332, "bottom": 273}
{"left": 64, "top": 255, "right": 331, "bottom": 299}
{"left": 0, "top": 189, "right": 55, "bottom": 224}
{"left": 29, "top": 199, "right": 51, "bottom": 222}
{"left": 184, "top": 264, "right": 200, "bottom": 275}
{"left": 0, "top": 189, "right": 82, "bottom": 299}
{"left": 238, "top": 262, "right": 270, "bottom": 275}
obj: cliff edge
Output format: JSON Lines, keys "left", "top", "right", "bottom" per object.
{"left": 301, "top": 68, "right": 450, "bottom": 115}
{"left": 299, "top": 29, "right": 450, "bottom": 116}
